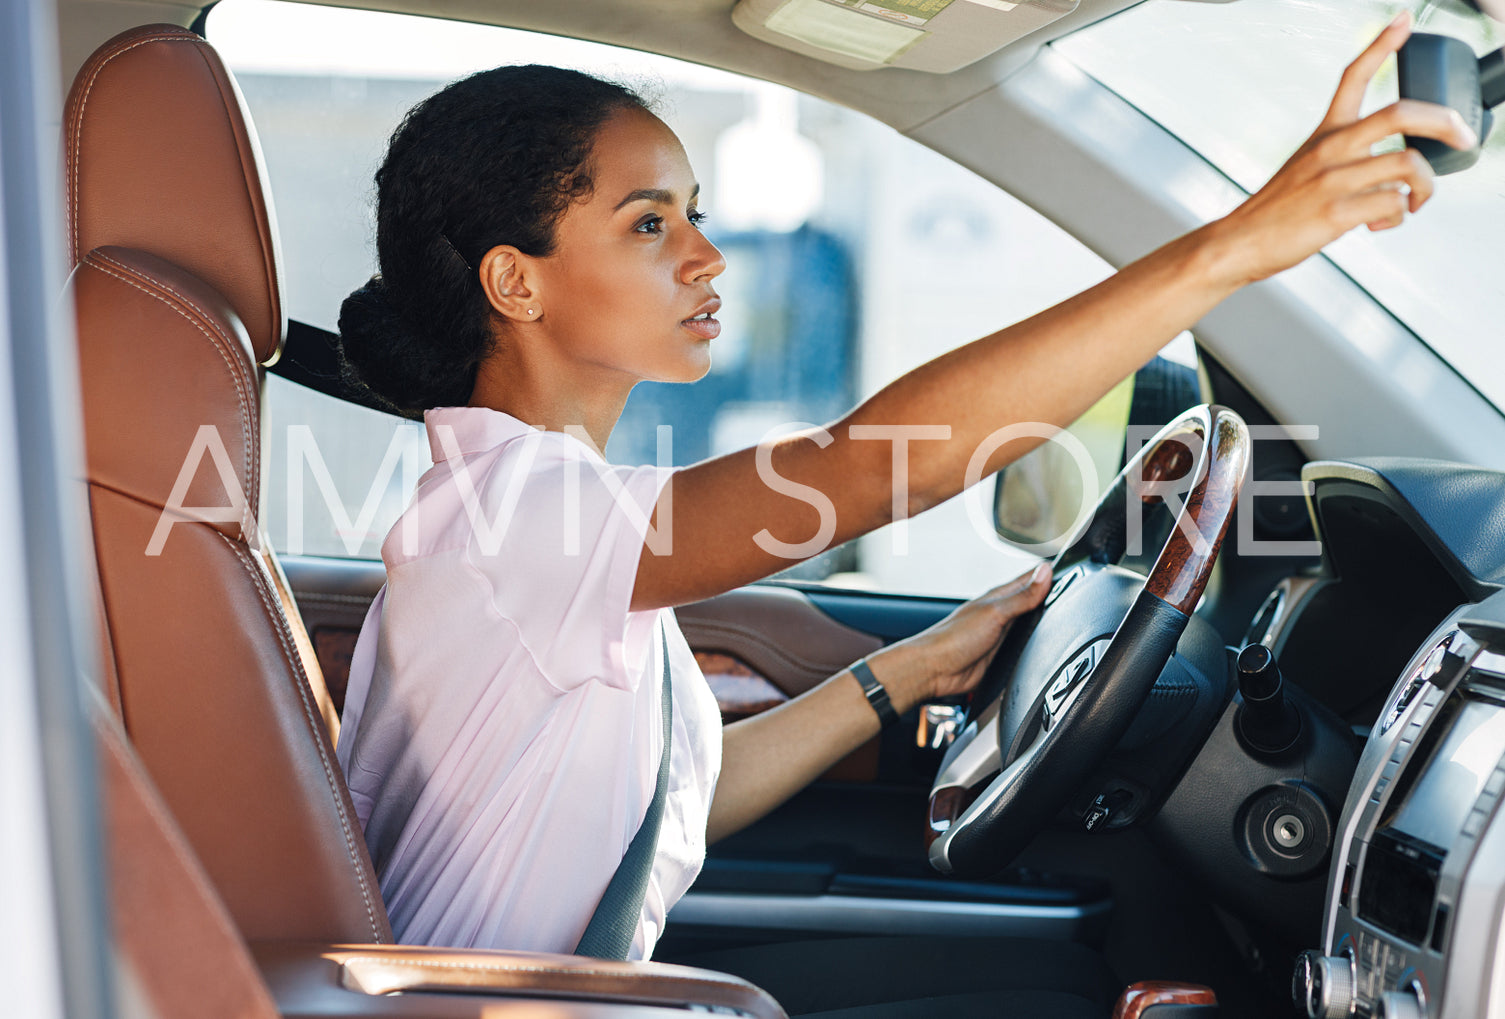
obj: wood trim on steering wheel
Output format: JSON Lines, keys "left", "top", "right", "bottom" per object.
{"left": 1142, "top": 408, "right": 1250, "bottom": 614}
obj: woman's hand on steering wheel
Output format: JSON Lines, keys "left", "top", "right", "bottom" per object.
{"left": 868, "top": 562, "right": 1052, "bottom": 712}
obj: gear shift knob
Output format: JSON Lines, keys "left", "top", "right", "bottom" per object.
{"left": 1237, "top": 643, "right": 1302, "bottom": 756}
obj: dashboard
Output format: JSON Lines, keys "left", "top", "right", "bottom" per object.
{"left": 1297, "top": 603, "right": 1505, "bottom": 1019}
{"left": 1246, "top": 460, "right": 1505, "bottom": 1019}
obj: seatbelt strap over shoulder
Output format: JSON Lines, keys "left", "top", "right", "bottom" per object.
{"left": 575, "top": 620, "right": 673, "bottom": 960}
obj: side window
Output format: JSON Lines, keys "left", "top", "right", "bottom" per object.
{"left": 258, "top": 376, "right": 428, "bottom": 559}
{"left": 213, "top": 0, "right": 1196, "bottom": 594}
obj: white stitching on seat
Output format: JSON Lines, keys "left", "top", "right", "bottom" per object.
{"left": 80, "top": 254, "right": 257, "bottom": 537}
{"left": 186, "top": 41, "right": 281, "bottom": 360}
{"left": 94, "top": 249, "right": 232, "bottom": 335}
{"left": 93, "top": 248, "right": 261, "bottom": 435}
{"left": 79, "top": 256, "right": 381, "bottom": 937}
{"left": 68, "top": 32, "right": 192, "bottom": 263}
{"left": 81, "top": 249, "right": 382, "bottom": 933}
{"left": 217, "top": 532, "right": 385, "bottom": 942}
{"left": 68, "top": 31, "right": 279, "bottom": 362}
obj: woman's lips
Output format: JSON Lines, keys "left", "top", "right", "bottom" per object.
{"left": 681, "top": 315, "right": 721, "bottom": 340}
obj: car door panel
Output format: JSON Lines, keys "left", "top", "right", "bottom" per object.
{"left": 283, "top": 556, "right": 920, "bottom": 735}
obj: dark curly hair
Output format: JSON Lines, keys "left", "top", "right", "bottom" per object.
{"left": 337, "top": 65, "right": 652, "bottom": 418}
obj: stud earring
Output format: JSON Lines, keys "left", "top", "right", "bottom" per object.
{"left": 527, "top": 308, "right": 536, "bottom": 316}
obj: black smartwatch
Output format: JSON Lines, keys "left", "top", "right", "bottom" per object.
{"left": 850, "top": 658, "right": 899, "bottom": 728}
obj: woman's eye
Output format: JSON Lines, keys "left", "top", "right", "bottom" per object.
{"left": 634, "top": 210, "right": 707, "bottom": 235}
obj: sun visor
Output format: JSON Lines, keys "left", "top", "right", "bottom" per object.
{"left": 733, "top": 0, "right": 1077, "bottom": 72}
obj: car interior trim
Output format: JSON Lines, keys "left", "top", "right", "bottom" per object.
{"left": 668, "top": 890, "right": 1109, "bottom": 941}
{"left": 1249, "top": 574, "right": 1327, "bottom": 655}
{"left": 0, "top": 0, "right": 110, "bottom": 1010}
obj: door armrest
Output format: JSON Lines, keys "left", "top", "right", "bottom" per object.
{"left": 252, "top": 940, "right": 787, "bottom": 1019}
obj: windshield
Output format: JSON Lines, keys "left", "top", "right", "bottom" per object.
{"left": 1056, "top": 0, "right": 1505, "bottom": 411}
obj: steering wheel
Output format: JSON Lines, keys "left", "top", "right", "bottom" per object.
{"left": 927, "top": 404, "right": 1251, "bottom": 877}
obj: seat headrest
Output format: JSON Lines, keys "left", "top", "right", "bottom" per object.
{"left": 72, "top": 246, "right": 260, "bottom": 545}
{"left": 65, "top": 24, "right": 285, "bottom": 366}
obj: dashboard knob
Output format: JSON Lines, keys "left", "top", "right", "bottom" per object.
{"left": 1293, "top": 951, "right": 1319, "bottom": 1013}
{"left": 1293, "top": 952, "right": 1355, "bottom": 1019}
{"left": 1375, "top": 989, "right": 1426, "bottom": 1019}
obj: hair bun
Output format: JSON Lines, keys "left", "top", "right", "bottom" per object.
{"left": 337, "top": 275, "right": 460, "bottom": 418}
{"left": 340, "top": 274, "right": 400, "bottom": 330}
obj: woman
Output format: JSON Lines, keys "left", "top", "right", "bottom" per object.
{"left": 334, "top": 11, "right": 1471, "bottom": 1012}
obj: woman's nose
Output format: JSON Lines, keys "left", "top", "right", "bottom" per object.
{"left": 683, "top": 232, "right": 726, "bottom": 283}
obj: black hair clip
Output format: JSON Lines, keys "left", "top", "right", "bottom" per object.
{"left": 439, "top": 233, "right": 475, "bottom": 273}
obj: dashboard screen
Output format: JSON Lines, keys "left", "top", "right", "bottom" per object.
{"left": 1390, "top": 697, "right": 1505, "bottom": 851}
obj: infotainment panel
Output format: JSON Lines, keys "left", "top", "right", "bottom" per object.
{"left": 1356, "top": 685, "right": 1505, "bottom": 949}
{"left": 1388, "top": 697, "right": 1505, "bottom": 852}
{"left": 1304, "top": 612, "right": 1505, "bottom": 1019}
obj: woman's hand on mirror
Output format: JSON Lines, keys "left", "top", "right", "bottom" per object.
{"left": 1212, "top": 10, "right": 1478, "bottom": 285}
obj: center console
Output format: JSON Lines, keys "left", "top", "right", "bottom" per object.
{"left": 1295, "top": 592, "right": 1505, "bottom": 1019}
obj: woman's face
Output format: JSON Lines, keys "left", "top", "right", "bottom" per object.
{"left": 530, "top": 106, "right": 726, "bottom": 386}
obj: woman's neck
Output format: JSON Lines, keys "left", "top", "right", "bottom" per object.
{"left": 468, "top": 342, "right": 634, "bottom": 455}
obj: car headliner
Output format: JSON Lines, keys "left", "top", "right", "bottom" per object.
{"left": 54, "top": 0, "right": 1141, "bottom": 126}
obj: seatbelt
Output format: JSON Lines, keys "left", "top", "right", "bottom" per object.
{"left": 575, "top": 621, "right": 673, "bottom": 960}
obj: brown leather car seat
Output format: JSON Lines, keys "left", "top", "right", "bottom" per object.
{"left": 97, "top": 689, "right": 781, "bottom": 1019}
{"left": 67, "top": 22, "right": 383, "bottom": 947}
{"left": 65, "top": 24, "right": 784, "bottom": 1019}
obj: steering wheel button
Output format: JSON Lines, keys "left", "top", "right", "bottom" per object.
{"left": 1044, "top": 571, "right": 1077, "bottom": 606}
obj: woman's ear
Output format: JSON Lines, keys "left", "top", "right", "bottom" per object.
{"left": 478, "top": 245, "right": 543, "bottom": 323}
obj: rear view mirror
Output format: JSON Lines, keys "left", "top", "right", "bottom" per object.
{"left": 1397, "top": 32, "right": 1504, "bottom": 174}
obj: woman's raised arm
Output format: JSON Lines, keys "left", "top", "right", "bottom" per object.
{"left": 630, "top": 13, "right": 1474, "bottom": 612}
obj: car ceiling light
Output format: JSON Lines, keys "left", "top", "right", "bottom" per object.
{"left": 734, "top": 0, "right": 1078, "bottom": 73}
{"left": 765, "top": 0, "right": 925, "bottom": 64}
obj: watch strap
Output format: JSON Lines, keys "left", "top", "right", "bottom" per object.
{"left": 850, "top": 658, "right": 899, "bottom": 728}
